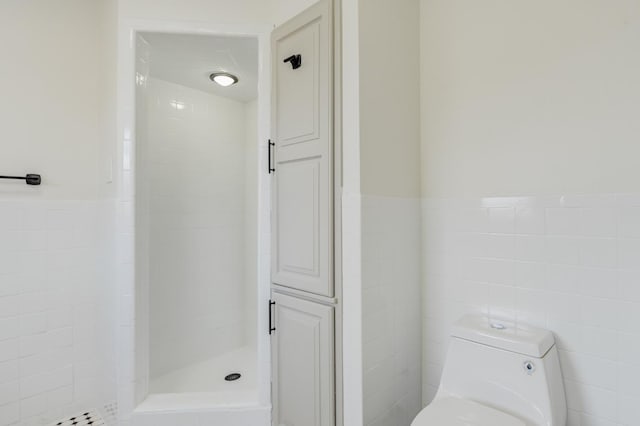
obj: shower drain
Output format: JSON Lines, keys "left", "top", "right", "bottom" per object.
{"left": 225, "top": 372, "right": 242, "bottom": 381}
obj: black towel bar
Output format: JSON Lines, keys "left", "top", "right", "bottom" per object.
{"left": 0, "top": 174, "right": 41, "bottom": 185}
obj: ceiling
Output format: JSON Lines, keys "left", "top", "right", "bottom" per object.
{"left": 141, "top": 32, "right": 258, "bottom": 102}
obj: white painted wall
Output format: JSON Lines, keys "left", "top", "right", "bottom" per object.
{"left": 271, "top": 0, "right": 320, "bottom": 26}
{"left": 0, "top": 1, "right": 118, "bottom": 424}
{"left": 119, "top": 0, "right": 317, "bottom": 30}
{"left": 145, "top": 78, "right": 251, "bottom": 380}
{"left": 119, "top": 0, "right": 271, "bottom": 28}
{"left": 420, "top": 2, "right": 640, "bottom": 425}
{"left": 359, "top": 0, "right": 421, "bottom": 199}
{"left": 420, "top": 0, "right": 640, "bottom": 198}
{"left": 0, "top": 0, "right": 117, "bottom": 200}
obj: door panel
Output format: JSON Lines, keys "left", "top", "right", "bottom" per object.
{"left": 276, "top": 19, "right": 320, "bottom": 145}
{"left": 272, "top": 0, "right": 333, "bottom": 297}
{"left": 271, "top": 292, "right": 335, "bottom": 426}
{"left": 277, "top": 159, "right": 320, "bottom": 277}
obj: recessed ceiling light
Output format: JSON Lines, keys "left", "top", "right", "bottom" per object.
{"left": 210, "top": 72, "right": 238, "bottom": 87}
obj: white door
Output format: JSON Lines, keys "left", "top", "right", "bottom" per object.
{"left": 271, "top": 0, "right": 333, "bottom": 297}
{"left": 271, "top": 291, "right": 335, "bottom": 426}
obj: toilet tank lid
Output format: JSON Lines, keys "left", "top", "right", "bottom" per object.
{"left": 451, "top": 315, "right": 555, "bottom": 357}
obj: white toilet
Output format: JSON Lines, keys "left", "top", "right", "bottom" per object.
{"left": 412, "top": 315, "right": 567, "bottom": 426}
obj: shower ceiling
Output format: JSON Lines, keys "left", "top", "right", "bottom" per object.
{"left": 141, "top": 33, "right": 258, "bottom": 102}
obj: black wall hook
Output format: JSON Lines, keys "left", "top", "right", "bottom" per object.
{"left": 283, "top": 54, "right": 302, "bottom": 70}
{"left": 0, "top": 174, "right": 41, "bottom": 185}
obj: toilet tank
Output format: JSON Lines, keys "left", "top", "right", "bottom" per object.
{"left": 437, "top": 315, "right": 567, "bottom": 426}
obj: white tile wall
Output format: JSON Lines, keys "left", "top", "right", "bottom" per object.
{"left": 118, "top": 34, "right": 270, "bottom": 424}
{"left": 362, "top": 196, "right": 422, "bottom": 426}
{"left": 341, "top": 191, "right": 365, "bottom": 426}
{"left": 141, "top": 77, "right": 252, "bottom": 381}
{"left": 422, "top": 194, "right": 640, "bottom": 426}
{"left": 0, "top": 199, "right": 116, "bottom": 426}
{"left": 115, "top": 33, "right": 147, "bottom": 426}
{"left": 131, "top": 36, "right": 151, "bottom": 410}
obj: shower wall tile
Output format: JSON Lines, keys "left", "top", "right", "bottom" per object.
{"left": 362, "top": 196, "right": 422, "bottom": 426}
{"left": 0, "top": 199, "right": 116, "bottom": 426}
{"left": 422, "top": 193, "right": 640, "bottom": 426}
{"left": 142, "top": 78, "right": 250, "bottom": 383}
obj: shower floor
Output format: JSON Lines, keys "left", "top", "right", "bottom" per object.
{"left": 136, "top": 346, "right": 258, "bottom": 412}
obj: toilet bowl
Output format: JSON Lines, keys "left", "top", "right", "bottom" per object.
{"left": 413, "top": 396, "right": 525, "bottom": 426}
{"left": 412, "top": 315, "right": 567, "bottom": 426}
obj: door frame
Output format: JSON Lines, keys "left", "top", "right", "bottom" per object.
{"left": 332, "top": 1, "right": 344, "bottom": 424}
{"left": 115, "top": 18, "right": 273, "bottom": 419}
